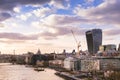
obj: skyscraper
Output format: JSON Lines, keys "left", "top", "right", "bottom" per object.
{"left": 118, "top": 44, "right": 120, "bottom": 52}
{"left": 86, "top": 29, "right": 102, "bottom": 55}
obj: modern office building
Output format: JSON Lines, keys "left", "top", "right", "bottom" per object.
{"left": 86, "top": 29, "right": 102, "bottom": 55}
{"left": 118, "top": 44, "right": 120, "bottom": 52}
{"left": 99, "top": 44, "right": 116, "bottom": 52}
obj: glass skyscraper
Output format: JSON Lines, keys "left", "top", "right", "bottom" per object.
{"left": 86, "top": 29, "right": 102, "bottom": 55}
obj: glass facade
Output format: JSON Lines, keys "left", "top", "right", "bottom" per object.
{"left": 86, "top": 29, "right": 102, "bottom": 54}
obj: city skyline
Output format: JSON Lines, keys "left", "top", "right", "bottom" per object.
{"left": 0, "top": 0, "right": 120, "bottom": 54}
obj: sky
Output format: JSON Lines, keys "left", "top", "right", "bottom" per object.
{"left": 0, "top": 0, "right": 120, "bottom": 54}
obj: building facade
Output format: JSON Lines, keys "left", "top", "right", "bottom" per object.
{"left": 118, "top": 44, "right": 120, "bottom": 52}
{"left": 86, "top": 29, "right": 102, "bottom": 55}
{"left": 80, "top": 56, "right": 120, "bottom": 72}
{"left": 99, "top": 44, "right": 116, "bottom": 52}
{"left": 64, "top": 57, "right": 80, "bottom": 71}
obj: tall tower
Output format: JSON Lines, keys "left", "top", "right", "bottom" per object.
{"left": 37, "top": 49, "right": 41, "bottom": 54}
{"left": 118, "top": 44, "right": 120, "bottom": 52}
{"left": 86, "top": 29, "right": 102, "bottom": 55}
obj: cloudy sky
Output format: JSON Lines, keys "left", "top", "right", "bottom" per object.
{"left": 0, "top": 0, "right": 120, "bottom": 54}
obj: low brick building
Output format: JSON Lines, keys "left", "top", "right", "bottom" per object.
{"left": 80, "top": 56, "right": 120, "bottom": 72}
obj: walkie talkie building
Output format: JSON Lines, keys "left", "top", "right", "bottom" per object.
{"left": 86, "top": 29, "right": 102, "bottom": 55}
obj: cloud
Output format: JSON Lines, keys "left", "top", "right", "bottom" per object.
{"left": 40, "top": 14, "right": 90, "bottom": 26}
{"left": 85, "top": 0, "right": 94, "bottom": 3}
{"left": 0, "top": 23, "right": 4, "bottom": 27}
{"left": 74, "top": 0, "right": 120, "bottom": 25}
{"left": 84, "top": 0, "right": 95, "bottom": 6}
{"left": 31, "top": 14, "right": 89, "bottom": 30}
{"left": 0, "top": 27, "right": 86, "bottom": 41}
{"left": 0, "top": 40, "right": 25, "bottom": 44}
{"left": 0, "top": 32, "right": 39, "bottom": 40}
{"left": 32, "top": 7, "right": 54, "bottom": 17}
{"left": 0, "top": 0, "right": 50, "bottom": 11}
{"left": 0, "top": 0, "right": 70, "bottom": 22}
{"left": 0, "top": 0, "right": 51, "bottom": 22}
{"left": 49, "top": 0, "right": 70, "bottom": 9}
{"left": 38, "top": 26, "right": 87, "bottom": 40}
{"left": 13, "top": 7, "right": 21, "bottom": 13}
{"left": 35, "top": 42, "right": 52, "bottom": 46}
{"left": 55, "top": 26, "right": 87, "bottom": 36}
{"left": 0, "top": 12, "right": 11, "bottom": 21}
{"left": 30, "top": 14, "right": 89, "bottom": 40}
{"left": 104, "top": 29, "right": 120, "bottom": 36}
{"left": 16, "top": 6, "right": 55, "bottom": 21}
{"left": 16, "top": 13, "right": 32, "bottom": 21}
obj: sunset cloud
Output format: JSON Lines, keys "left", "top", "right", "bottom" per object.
{"left": 74, "top": 0, "right": 120, "bottom": 25}
{"left": 0, "top": 23, "right": 4, "bottom": 27}
{"left": 0, "top": 0, "right": 50, "bottom": 11}
{"left": 38, "top": 14, "right": 90, "bottom": 27}
{"left": 0, "top": 12, "right": 11, "bottom": 21}
{"left": 49, "top": 0, "right": 70, "bottom": 9}
{"left": 104, "top": 29, "right": 120, "bottom": 36}
{"left": 0, "top": 40, "right": 26, "bottom": 44}
{"left": 32, "top": 7, "right": 54, "bottom": 18}
{"left": 0, "top": 0, "right": 50, "bottom": 22}
{"left": 30, "top": 14, "right": 89, "bottom": 40}
{"left": 0, "top": 32, "right": 39, "bottom": 40}
{"left": 38, "top": 26, "right": 87, "bottom": 40}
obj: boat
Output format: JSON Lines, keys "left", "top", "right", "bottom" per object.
{"left": 34, "top": 68, "right": 44, "bottom": 72}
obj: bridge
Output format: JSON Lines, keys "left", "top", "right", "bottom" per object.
{"left": 0, "top": 54, "right": 26, "bottom": 64}
{"left": 0, "top": 54, "right": 12, "bottom": 63}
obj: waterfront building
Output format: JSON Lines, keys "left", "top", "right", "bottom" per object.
{"left": 80, "top": 59, "right": 100, "bottom": 71}
{"left": 64, "top": 57, "right": 80, "bottom": 71}
{"left": 99, "top": 44, "right": 116, "bottom": 52}
{"left": 79, "top": 56, "right": 120, "bottom": 72}
{"left": 54, "top": 53, "right": 66, "bottom": 60}
{"left": 97, "top": 44, "right": 119, "bottom": 56}
{"left": 49, "top": 59, "right": 64, "bottom": 68}
{"left": 25, "top": 52, "right": 34, "bottom": 64}
{"left": 93, "top": 56, "right": 120, "bottom": 71}
{"left": 86, "top": 29, "right": 102, "bottom": 55}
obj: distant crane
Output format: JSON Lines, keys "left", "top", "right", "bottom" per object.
{"left": 71, "top": 30, "right": 81, "bottom": 57}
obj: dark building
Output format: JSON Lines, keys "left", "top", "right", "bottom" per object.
{"left": 118, "top": 44, "right": 120, "bottom": 52}
{"left": 86, "top": 29, "right": 102, "bottom": 55}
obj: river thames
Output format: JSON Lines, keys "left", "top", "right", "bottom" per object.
{"left": 0, "top": 63, "right": 65, "bottom": 80}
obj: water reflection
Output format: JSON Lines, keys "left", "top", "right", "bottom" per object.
{"left": 0, "top": 63, "right": 64, "bottom": 80}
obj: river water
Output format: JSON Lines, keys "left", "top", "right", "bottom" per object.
{"left": 0, "top": 63, "right": 65, "bottom": 80}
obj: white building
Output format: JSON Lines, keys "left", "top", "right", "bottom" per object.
{"left": 64, "top": 57, "right": 79, "bottom": 71}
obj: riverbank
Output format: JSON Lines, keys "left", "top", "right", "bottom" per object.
{"left": 55, "top": 71, "right": 84, "bottom": 80}
{"left": 0, "top": 63, "right": 64, "bottom": 80}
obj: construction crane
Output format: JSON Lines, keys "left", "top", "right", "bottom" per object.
{"left": 71, "top": 30, "right": 81, "bottom": 57}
